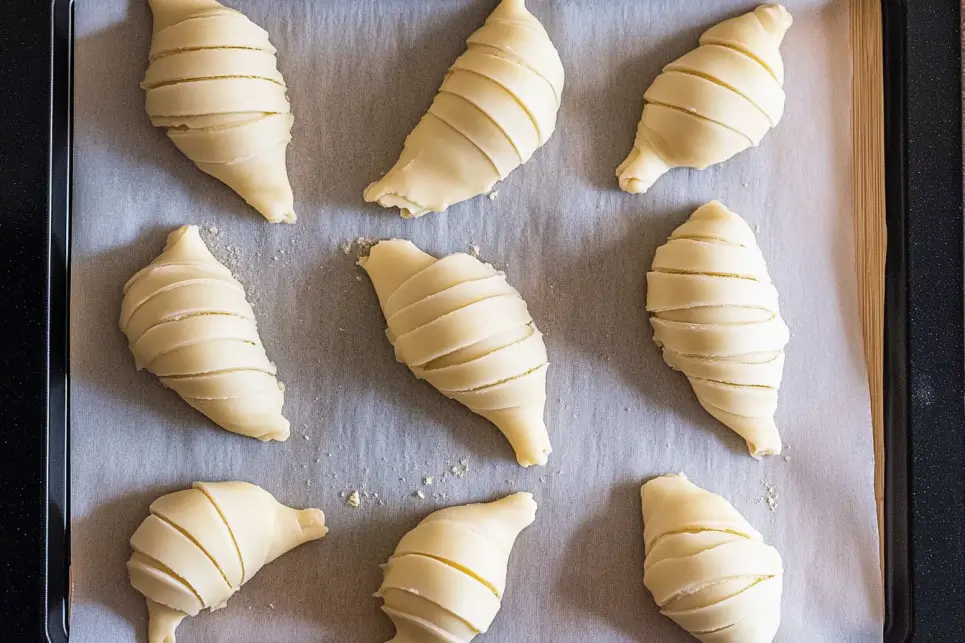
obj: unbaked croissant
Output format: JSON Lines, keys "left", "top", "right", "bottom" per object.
{"left": 128, "top": 481, "right": 327, "bottom": 643}
{"left": 646, "top": 201, "right": 787, "bottom": 457}
{"left": 377, "top": 492, "right": 537, "bottom": 643}
{"left": 143, "top": 0, "right": 296, "bottom": 223}
{"left": 360, "top": 239, "right": 551, "bottom": 467}
{"left": 617, "top": 4, "right": 792, "bottom": 194}
{"left": 120, "top": 225, "right": 290, "bottom": 441}
{"left": 363, "top": 0, "right": 564, "bottom": 218}
{"left": 642, "top": 474, "right": 783, "bottom": 643}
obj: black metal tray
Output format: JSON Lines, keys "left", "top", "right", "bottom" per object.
{"left": 0, "top": 0, "right": 961, "bottom": 640}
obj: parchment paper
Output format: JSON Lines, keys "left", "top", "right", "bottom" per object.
{"left": 69, "top": 1, "right": 882, "bottom": 641}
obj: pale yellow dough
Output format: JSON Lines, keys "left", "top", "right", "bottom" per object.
{"left": 143, "top": 0, "right": 296, "bottom": 223}
{"left": 617, "top": 4, "right": 792, "bottom": 194}
{"left": 377, "top": 492, "right": 536, "bottom": 643}
{"left": 641, "top": 474, "right": 783, "bottom": 643}
{"left": 646, "top": 201, "right": 787, "bottom": 457}
{"left": 120, "top": 225, "right": 290, "bottom": 441}
{"left": 128, "top": 481, "right": 327, "bottom": 643}
{"left": 363, "top": 0, "right": 564, "bottom": 218}
{"left": 360, "top": 239, "right": 551, "bottom": 467}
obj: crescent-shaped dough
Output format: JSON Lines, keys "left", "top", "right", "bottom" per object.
{"left": 143, "top": 0, "right": 296, "bottom": 223}
{"left": 120, "top": 225, "right": 290, "bottom": 441}
{"left": 641, "top": 474, "right": 783, "bottom": 643}
{"left": 360, "top": 239, "right": 551, "bottom": 467}
{"left": 646, "top": 201, "right": 787, "bottom": 457}
{"left": 363, "top": 0, "right": 564, "bottom": 218}
{"left": 377, "top": 492, "right": 537, "bottom": 642}
{"left": 128, "top": 481, "right": 327, "bottom": 643}
{"left": 617, "top": 4, "right": 792, "bottom": 194}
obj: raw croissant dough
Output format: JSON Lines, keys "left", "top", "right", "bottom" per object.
{"left": 646, "top": 201, "right": 788, "bottom": 457}
{"left": 120, "top": 225, "right": 290, "bottom": 441}
{"left": 617, "top": 4, "right": 792, "bottom": 194}
{"left": 360, "top": 239, "right": 551, "bottom": 467}
{"left": 128, "top": 481, "right": 327, "bottom": 643}
{"left": 641, "top": 474, "right": 783, "bottom": 643}
{"left": 363, "top": 0, "right": 564, "bottom": 218}
{"left": 377, "top": 492, "right": 537, "bottom": 643}
{"left": 143, "top": 0, "right": 296, "bottom": 223}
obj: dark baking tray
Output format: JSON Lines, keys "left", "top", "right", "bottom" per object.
{"left": 0, "top": 0, "right": 961, "bottom": 640}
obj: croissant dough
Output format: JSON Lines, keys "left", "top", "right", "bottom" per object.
{"left": 120, "top": 225, "right": 290, "bottom": 441}
{"left": 360, "top": 239, "right": 551, "bottom": 467}
{"left": 377, "top": 492, "right": 537, "bottom": 643}
{"left": 363, "top": 0, "right": 564, "bottom": 218}
{"left": 617, "top": 4, "right": 792, "bottom": 194}
{"left": 641, "top": 474, "right": 783, "bottom": 643}
{"left": 143, "top": 0, "right": 296, "bottom": 223}
{"left": 646, "top": 201, "right": 787, "bottom": 457}
{"left": 128, "top": 481, "right": 327, "bottom": 643}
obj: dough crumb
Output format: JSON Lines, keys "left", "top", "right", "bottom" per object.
{"left": 468, "top": 244, "right": 480, "bottom": 257}
{"left": 784, "top": 455, "right": 792, "bottom": 462}
{"left": 449, "top": 458, "right": 469, "bottom": 478}
{"left": 423, "top": 476, "right": 434, "bottom": 485}
{"left": 761, "top": 480, "right": 778, "bottom": 512}
{"left": 303, "top": 434, "right": 310, "bottom": 440}
{"left": 347, "top": 490, "right": 361, "bottom": 508}
{"left": 268, "top": 603, "right": 275, "bottom": 610}
{"left": 343, "top": 236, "right": 381, "bottom": 259}
{"left": 207, "top": 226, "right": 219, "bottom": 235}
{"left": 414, "top": 490, "right": 426, "bottom": 499}
{"left": 488, "top": 190, "right": 498, "bottom": 200}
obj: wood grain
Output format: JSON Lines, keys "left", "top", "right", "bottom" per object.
{"left": 849, "top": 0, "right": 886, "bottom": 569}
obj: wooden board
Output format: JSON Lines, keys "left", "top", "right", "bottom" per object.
{"left": 850, "top": 0, "right": 886, "bottom": 570}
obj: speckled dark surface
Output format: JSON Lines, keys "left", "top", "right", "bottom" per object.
{"left": 0, "top": 0, "right": 57, "bottom": 639}
{"left": 903, "top": 1, "right": 965, "bottom": 640}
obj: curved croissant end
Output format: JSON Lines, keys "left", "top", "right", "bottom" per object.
{"left": 641, "top": 475, "right": 783, "bottom": 643}
{"left": 646, "top": 201, "right": 787, "bottom": 457}
{"left": 363, "top": 0, "right": 564, "bottom": 218}
{"left": 128, "top": 481, "right": 327, "bottom": 643}
{"left": 378, "top": 493, "right": 537, "bottom": 643}
{"left": 617, "top": 4, "right": 792, "bottom": 194}
{"left": 360, "top": 240, "right": 551, "bottom": 467}
{"left": 144, "top": 0, "right": 296, "bottom": 223}
{"left": 120, "top": 226, "right": 290, "bottom": 441}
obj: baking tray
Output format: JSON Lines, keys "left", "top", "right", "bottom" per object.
{"left": 0, "top": 0, "right": 960, "bottom": 640}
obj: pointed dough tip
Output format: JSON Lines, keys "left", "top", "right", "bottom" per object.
{"left": 616, "top": 140, "right": 671, "bottom": 195}
{"left": 755, "top": 4, "right": 793, "bottom": 37}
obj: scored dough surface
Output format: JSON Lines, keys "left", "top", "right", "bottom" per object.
{"left": 360, "top": 239, "right": 551, "bottom": 467}
{"left": 143, "top": 0, "right": 296, "bottom": 223}
{"left": 617, "top": 4, "right": 792, "bottom": 194}
{"left": 128, "top": 481, "right": 327, "bottom": 643}
{"left": 646, "top": 201, "right": 788, "bottom": 457}
{"left": 377, "top": 493, "right": 537, "bottom": 642}
{"left": 119, "top": 225, "right": 290, "bottom": 441}
{"left": 363, "top": 0, "right": 564, "bottom": 218}
{"left": 641, "top": 474, "right": 783, "bottom": 643}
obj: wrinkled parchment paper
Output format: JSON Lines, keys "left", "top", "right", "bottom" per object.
{"left": 70, "top": 1, "right": 882, "bottom": 641}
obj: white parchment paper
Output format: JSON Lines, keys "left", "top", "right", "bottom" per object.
{"left": 70, "top": 1, "right": 882, "bottom": 641}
